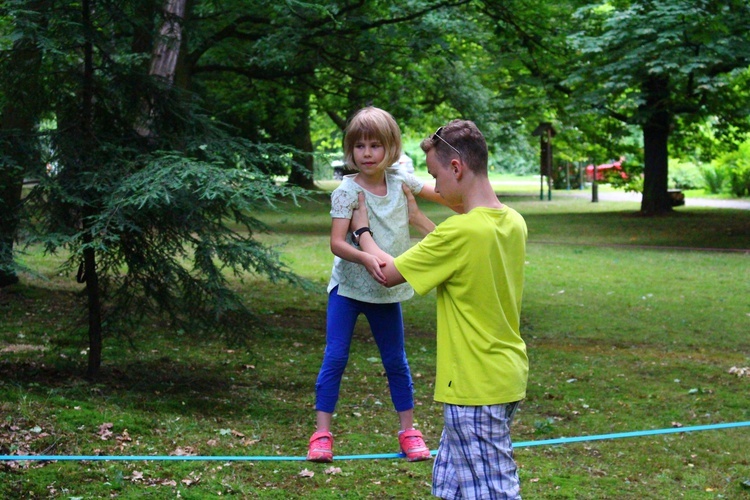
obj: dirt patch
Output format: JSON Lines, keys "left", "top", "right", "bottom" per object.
{"left": 1, "top": 344, "right": 46, "bottom": 353}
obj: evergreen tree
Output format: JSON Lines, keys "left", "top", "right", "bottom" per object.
{"left": 6, "top": 0, "right": 306, "bottom": 378}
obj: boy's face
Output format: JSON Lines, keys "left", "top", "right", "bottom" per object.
{"left": 426, "top": 149, "right": 459, "bottom": 205}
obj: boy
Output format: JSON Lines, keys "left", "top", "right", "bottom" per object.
{"left": 351, "top": 119, "right": 528, "bottom": 499}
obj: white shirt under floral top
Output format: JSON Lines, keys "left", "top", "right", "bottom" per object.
{"left": 328, "top": 168, "right": 424, "bottom": 304}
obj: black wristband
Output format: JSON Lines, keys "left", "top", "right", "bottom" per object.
{"left": 352, "top": 226, "right": 373, "bottom": 246}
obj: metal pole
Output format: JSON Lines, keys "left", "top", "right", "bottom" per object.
{"left": 540, "top": 171, "right": 544, "bottom": 200}
{"left": 539, "top": 136, "right": 544, "bottom": 200}
{"left": 592, "top": 164, "right": 598, "bottom": 202}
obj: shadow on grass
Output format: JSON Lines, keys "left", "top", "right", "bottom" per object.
{"left": 523, "top": 209, "right": 750, "bottom": 250}
{"left": 1, "top": 283, "right": 320, "bottom": 421}
{"left": 0, "top": 352, "right": 312, "bottom": 420}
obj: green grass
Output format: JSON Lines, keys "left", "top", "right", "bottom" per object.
{"left": 1, "top": 185, "right": 749, "bottom": 498}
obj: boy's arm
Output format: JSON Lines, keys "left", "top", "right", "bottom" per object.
{"left": 351, "top": 193, "right": 406, "bottom": 288}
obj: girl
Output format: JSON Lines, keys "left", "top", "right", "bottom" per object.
{"left": 307, "top": 107, "right": 450, "bottom": 463}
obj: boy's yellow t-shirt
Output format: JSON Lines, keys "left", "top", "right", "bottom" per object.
{"left": 394, "top": 206, "right": 528, "bottom": 406}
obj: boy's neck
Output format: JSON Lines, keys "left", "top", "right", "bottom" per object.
{"left": 460, "top": 177, "right": 503, "bottom": 212}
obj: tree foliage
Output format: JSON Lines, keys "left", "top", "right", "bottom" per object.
{"left": 563, "top": 0, "right": 750, "bottom": 213}
{"left": 183, "top": 0, "right": 479, "bottom": 178}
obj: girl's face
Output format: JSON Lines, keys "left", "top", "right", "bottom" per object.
{"left": 352, "top": 136, "right": 386, "bottom": 175}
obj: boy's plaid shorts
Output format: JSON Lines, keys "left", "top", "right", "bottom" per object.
{"left": 432, "top": 402, "right": 521, "bottom": 499}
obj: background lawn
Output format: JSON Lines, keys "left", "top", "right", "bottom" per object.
{"left": 1, "top": 183, "right": 749, "bottom": 499}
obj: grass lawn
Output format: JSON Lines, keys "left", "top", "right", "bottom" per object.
{"left": 1, "top": 182, "right": 749, "bottom": 499}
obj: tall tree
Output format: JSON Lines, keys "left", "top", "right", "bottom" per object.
{"left": 0, "top": 0, "right": 47, "bottom": 286}
{"left": 564, "top": 0, "right": 750, "bottom": 214}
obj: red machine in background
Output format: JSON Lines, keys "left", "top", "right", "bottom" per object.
{"left": 586, "top": 157, "right": 628, "bottom": 181}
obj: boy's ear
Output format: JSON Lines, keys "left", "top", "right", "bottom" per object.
{"left": 451, "top": 158, "right": 463, "bottom": 179}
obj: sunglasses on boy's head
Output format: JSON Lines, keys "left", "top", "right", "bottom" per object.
{"left": 432, "top": 126, "right": 462, "bottom": 158}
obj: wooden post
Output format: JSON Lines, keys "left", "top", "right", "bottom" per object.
{"left": 592, "top": 163, "right": 599, "bottom": 203}
{"left": 532, "top": 123, "right": 556, "bottom": 201}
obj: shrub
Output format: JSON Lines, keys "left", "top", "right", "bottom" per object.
{"left": 728, "top": 165, "right": 750, "bottom": 197}
{"left": 669, "top": 161, "right": 703, "bottom": 190}
{"left": 713, "top": 138, "right": 750, "bottom": 197}
{"left": 551, "top": 162, "right": 583, "bottom": 189}
{"left": 700, "top": 165, "right": 726, "bottom": 194}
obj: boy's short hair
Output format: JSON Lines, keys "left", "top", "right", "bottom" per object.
{"left": 420, "top": 120, "right": 488, "bottom": 174}
{"left": 343, "top": 107, "right": 402, "bottom": 171}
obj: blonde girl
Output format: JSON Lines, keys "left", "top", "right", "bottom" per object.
{"left": 307, "top": 107, "right": 448, "bottom": 463}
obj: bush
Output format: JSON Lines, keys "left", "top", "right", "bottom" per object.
{"left": 728, "top": 165, "right": 750, "bottom": 197}
{"left": 713, "top": 138, "right": 750, "bottom": 197}
{"left": 551, "top": 162, "right": 583, "bottom": 189}
{"left": 669, "top": 161, "right": 703, "bottom": 190}
{"left": 700, "top": 165, "right": 726, "bottom": 194}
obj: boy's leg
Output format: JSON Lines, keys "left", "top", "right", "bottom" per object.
{"left": 432, "top": 425, "right": 460, "bottom": 499}
{"left": 433, "top": 403, "right": 521, "bottom": 500}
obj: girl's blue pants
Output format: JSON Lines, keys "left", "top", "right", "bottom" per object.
{"left": 315, "top": 286, "right": 415, "bottom": 413}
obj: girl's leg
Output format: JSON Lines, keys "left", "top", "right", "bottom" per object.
{"left": 314, "top": 286, "right": 360, "bottom": 426}
{"left": 397, "top": 409, "right": 415, "bottom": 432}
{"left": 364, "top": 302, "right": 415, "bottom": 426}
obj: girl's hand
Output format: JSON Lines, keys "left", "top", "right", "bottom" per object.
{"left": 361, "top": 252, "right": 387, "bottom": 285}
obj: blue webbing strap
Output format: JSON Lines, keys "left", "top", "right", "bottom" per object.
{"left": 2, "top": 421, "right": 748, "bottom": 462}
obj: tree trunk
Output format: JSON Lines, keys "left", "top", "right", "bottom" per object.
{"left": 150, "top": 0, "right": 186, "bottom": 82}
{"left": 83, "top": 244, "right": 103, "bottom": 379}
{"left": 80, "top": 0, "right": 104, "bottom": 378}
{"left": 640, "top": 75, "right": 673, "bottom": 215}
{"left": 286, "top": 91, "right": 317, "bottom": 190}
{"left": 137, "top": 0, "right": 187, "bottom": 136}
{"left": 0, "top": 124, "right": 26, "bottom": 287}
{"left": 0, "top": 3, "right": 45, "bottom": 287}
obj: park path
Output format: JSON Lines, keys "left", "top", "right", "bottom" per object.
{"left": 562, "top": 190, "right": 750, "bottom": 210}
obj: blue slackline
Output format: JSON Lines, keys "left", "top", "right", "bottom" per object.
{"left": 2, "top": 421, "right": 748, "bottom": 462}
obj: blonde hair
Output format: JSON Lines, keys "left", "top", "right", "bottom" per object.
{"left": 343, "top": 107, "right": 402, "bottom": 171}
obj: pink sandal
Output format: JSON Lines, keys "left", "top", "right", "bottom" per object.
{"left": 399, "top": 429, "right": 431, "bottom": 462}
{"left": 307, "top": 430, "right": 334, "bottom": 462}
